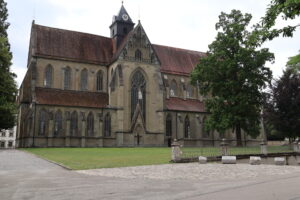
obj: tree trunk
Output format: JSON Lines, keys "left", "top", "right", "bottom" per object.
{"left": 236, "top": 124, "right": 242, "bottom": 146}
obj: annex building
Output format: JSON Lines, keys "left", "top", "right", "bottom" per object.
{"left": 17, "top": 4, "right": 263, "bottom": 147}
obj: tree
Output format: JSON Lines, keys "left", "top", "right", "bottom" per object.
{"left": 260, "top": 0, "right": 300, "bottom": 41}
{"left": 286, "top": 51, "right": 300, "bottom": 72}
{"left": 191, "top": 10, "right": 274, "bottom": 146}
{"left": 264, "top": 68, "right": 300, "bottom": 142}
{"left": 0, "top": 0, "right": 17, "bottom": 129}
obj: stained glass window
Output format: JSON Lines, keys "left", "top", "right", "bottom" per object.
{"left": 131, "top": 70, "right": 146, "bottom": 120}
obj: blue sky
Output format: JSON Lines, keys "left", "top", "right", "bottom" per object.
{"left": 6, "top": 0, "right": 300, "bottom": 87}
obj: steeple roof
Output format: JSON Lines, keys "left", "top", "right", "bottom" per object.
{"left": 113, "top": 4, "right": 133, "bottom": 23}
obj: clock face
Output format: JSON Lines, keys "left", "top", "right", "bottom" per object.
{"left": 122, "top": 14, "right": 129, "bottom": 21}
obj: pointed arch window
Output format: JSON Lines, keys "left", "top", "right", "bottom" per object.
{"left": 96, "top": 70, "right": 103, "bottom": 91}
{"left": 39, "top": 109, "right": 47, "bottom": 136}
{"left": 151, "top": 53, "right": 155, "bottom": 63}
{"left": 80, "top": 69, "right": 88, "bottom": 91}
{"left": 184, "top": 116, "right": 190, "bottom": 138}
{"left": 202, "top": 117, "right": 210, "bottom": 138}
{"left": 64, "top": 67, "right": 71, "bottom": 89}
{"left": 131, "top": 70, "right": 146, "bottom": 120}
{"left": 70, "top": 111, "right": 78, "bottom": 136}
{"left": 44, "top": 64, "right": 53, "bottom": 87}
{"left": 187, "top": 85, "right": 194, "bottom": 98}
{"left": 104, "top": 113, "right": 111, "bottom": 137}
{"left": 170, "top": 80, "right": 177, "bottom": 97}
{"left": 54, "top": 110, "right": 63, "bottom": 136}
{"left": 166, "top": 114, "right": 172, "bottom": 137}
{"left": 135, "top": 49, "right": 142, "bottom": 61}
{"left": 87, "top": 112, "right": 94, "bottom": 136}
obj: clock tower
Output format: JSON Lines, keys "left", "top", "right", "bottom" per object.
{"left": 110, "top": 4, "right": 135, "bottom": 49}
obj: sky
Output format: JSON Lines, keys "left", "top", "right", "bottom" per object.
{"left": 6, "top": 0, "right": 300, "bottom": 87}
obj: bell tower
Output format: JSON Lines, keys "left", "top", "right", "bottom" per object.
{"left": 110, "top": 3, "right": 135, "bottom": 49}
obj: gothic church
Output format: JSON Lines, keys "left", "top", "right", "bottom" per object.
{"left": 17, "top": 4, "right": 261, "bottom": 147}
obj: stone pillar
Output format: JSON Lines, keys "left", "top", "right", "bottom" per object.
{"left": 97, "top": 113, "right": 103, "bottom": 147}
{"left": 293, "top": 139, "right": 299, "bottom": 152}
{"left": 65, "top": 112, "right": 70, "bottom": 147}
{"left": 81, "top": 120, "right": 86, "bottom": 147}
{"left": 80, "top": 112, "right": 86, "bottom": 148}
{"left": 220, "top": 138, "right": 229, "bottom": 156}
{"left": 171, "top": 139, "right": 182, "bottom": 162}
{"left": 48, "top": 118, "right": 54, "bottom": 147}
{"left": 260, "top": 139, "right": 268, "bottom": 155}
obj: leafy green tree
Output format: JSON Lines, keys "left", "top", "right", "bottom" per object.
{"left": 260, "top": 0, "right": 300, "bottom": 41}
{"left": 264, "top": 68, "right": 300, "bottom": 142}
{"left": 0, "top": 0, "right": 17, "bottom": 129}
{"left": 287, "top": 51, "right": 300, "bottom": 72}
{"left": 191, "top": 10, "right": 274, "bottom": 146}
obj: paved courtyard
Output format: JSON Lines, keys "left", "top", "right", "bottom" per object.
{"left": 1, "top": 150, "right": 300, "bottom": 200}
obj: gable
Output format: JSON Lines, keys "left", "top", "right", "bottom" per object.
{"left": 113, "top": 22, "right": 160, "bottom": 65}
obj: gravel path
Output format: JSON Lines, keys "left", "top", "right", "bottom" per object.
{"left": 78, "top": 163, "right": 300, "bottom": 181}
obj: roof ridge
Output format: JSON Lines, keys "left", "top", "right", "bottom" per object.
{"left": 34, "top": 23, "right": 112, "bottom": 40}
{"left": 153, "top": 44, "right": 206, "bottom": 54}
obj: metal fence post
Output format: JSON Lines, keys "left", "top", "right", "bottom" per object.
{"left": 220, "top": 138, "right": 228, "bottom": 156}
{"left": 294, "top": 139, "right": 300, "bottom": 153}
{"left": 171, "top": 139, "right": 182, "bottom": 162}
{"left": 260, "top": 139, "right": 267, "bottom": 155}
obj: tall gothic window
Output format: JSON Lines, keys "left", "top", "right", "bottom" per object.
{"left": 80, "top": 69, "right": 88, "bottom": 91}
{"left": 135, "top": 49, "right": 142, "bottom": 61}
{"left": 96, "top": 70, "right": 103, "bottom": 91}
{"left": 151, "top": 53, "right": 155, "bottom": 63}
{"left": 202, "top": 117, "right": 209, "bottom": 138}
{"left": 70, "top": 111, "right": 78, "bottom": 136}
{"left": 170, "top": 80, "right": 177, "bottom": 97}
{"left": 184, "top": 116, "right": 190, "bottom": 138}
{"left": 64, "top": 67, "right": 71, "bottom": 89}
{"left": 104, "top": 113, "right": 111, "bottom": 137}
{"left": 87, "top": 112, "right": 94, "bottom": 136}
{"left": 39, "top": 109, "right": 47, "bottom": 136}
{"left": 187, "top": 85, "right": 194, "bottom": 98}
{"left": 54, "top": 110, "right": 63, "bottom": 136}
{"left": 131, "top": 70, "right": 146, "bottom": 120}
{"left": 166, "top": 114, "right": 172, "bottom": 137}
{"left": 44, "top": 64, "right": 53, "bottom": 87}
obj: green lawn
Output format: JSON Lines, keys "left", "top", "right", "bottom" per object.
{"left": 23, "top": 146, "right": 293, "bottom": 170}
{"left": 23, "top": 148, "right": 171, "bottom": 170}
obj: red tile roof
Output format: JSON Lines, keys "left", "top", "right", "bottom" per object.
{"left": 35, "top": 87, "right": 108, "bottom": 108}
{"left": 165, "top": 97, "right": 205, "bottom": 112}
{"left": 31, "top": 24, "right": 206, "bottom": 76}
{"left": 152, "top": 44, "right": 206, "bottom": 76}
{"left": 33, "top": 24, "right": 113, "bottom": 65}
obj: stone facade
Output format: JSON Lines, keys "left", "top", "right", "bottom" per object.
{"left": 16, "top": 4, "right": 264, "bottom": 148}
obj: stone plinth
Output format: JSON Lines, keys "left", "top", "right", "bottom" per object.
{"left": 222, "top": 156, "right": 236, "bottom": 164}
{"left": 249, "top": 156, "right": 261, "bottom": 165}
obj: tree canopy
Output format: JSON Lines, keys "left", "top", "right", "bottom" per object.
{"left": 191, "top": 10, "right": 274, "bottom": 146}
{"left": 260, "top": 0, "right": 300, "bottom": 41}
{"left": 287, "top": 51, "right": 300, "bottom": 72}
{"left": 0, "top": 0, "right": 17, "bottom": 129}
{"left": 263, "top": 68, "right": 300, "bottom": 141}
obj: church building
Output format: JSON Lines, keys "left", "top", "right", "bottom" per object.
{"left": 17, "top": 4, "right": 261, "bottom": 147}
